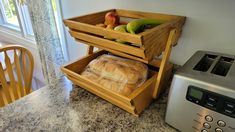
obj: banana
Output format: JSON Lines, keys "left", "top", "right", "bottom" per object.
{"left": 114, "top": 25, "right": 128, "bottom": 43}
{"left": 126, "top": 19, "right": 164, "bottom": 34}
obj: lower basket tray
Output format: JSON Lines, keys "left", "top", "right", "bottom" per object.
{"left": 61, "top": 50, "right": 172, "bottom": 116}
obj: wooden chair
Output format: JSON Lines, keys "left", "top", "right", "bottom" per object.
{"left": 0, "top": 45, "right": 34, "bottom": 107}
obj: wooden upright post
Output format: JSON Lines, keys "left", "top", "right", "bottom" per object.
{"left": 153, "top": 29, "right": 176, "bottom": 99}
{"left": 87, "top": 46, "right": 94, "bottom": 55}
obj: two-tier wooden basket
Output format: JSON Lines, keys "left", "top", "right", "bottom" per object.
{"left": 61, "top": 9, "right": 186, "bottom": 116}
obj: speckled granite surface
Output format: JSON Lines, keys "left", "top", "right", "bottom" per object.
{"left": 0, "top": 77, "right": 178, "bottom": 132}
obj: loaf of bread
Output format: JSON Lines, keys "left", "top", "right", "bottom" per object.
{"left": 81, "top": 70, "right": 135, "bottom": 96}
{"left": 87, "top": 54, "right": 148, "bottom": 84}
{"left": 81, "top": 54, "right": 148, "bottom": 96}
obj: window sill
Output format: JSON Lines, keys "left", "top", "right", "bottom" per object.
{"left": 0, "top": 26, "right": 36, "bottom": 49}
{"left": 0, "top": 24, "right": 21, "bottom": 32}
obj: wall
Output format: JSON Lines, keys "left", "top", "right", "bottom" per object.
{"left": 61, "top": 0, "right": 235, "bottom": 65}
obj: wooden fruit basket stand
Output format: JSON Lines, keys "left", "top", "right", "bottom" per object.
{"left": 61, "top": 9, "right": 186, "bottom": 116}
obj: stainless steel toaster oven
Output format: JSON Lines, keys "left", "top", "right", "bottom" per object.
{"left": 165, "top": 51, "right": 235, "bottom": 132}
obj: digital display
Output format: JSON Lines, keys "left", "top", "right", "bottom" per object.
{"left": 189, "top": 88, "right": 203, "bottom": 100}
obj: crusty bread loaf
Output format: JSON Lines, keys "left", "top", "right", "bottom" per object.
{"left": 81, "top": 54, "right": 148, "bottom": 96}
{"left": 87, "top": 54, "right": 148, "bottom": 84}
{"left": 81, "top": 70, "right": 135, "bottom": 96}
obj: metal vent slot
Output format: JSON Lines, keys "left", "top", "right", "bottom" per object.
{"left": 211, "top": 56, "right": 234, "bottom": 76}
{"left": 193, "top": 54, "right": 217, "bottom": 72}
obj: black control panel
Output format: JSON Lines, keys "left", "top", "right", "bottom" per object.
{"left": 186, "top": 85, "right": 235, "bottom": 118}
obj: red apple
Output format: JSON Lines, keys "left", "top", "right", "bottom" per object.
{"left": 104, "top": 12, "right": 120, "bottom": 26}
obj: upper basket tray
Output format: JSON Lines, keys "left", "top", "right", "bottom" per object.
{"left": 64, "top": 9, "right": 186, "bottom": 63}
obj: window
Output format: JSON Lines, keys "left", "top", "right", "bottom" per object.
{"left": 51, "top": 0, "right": 69, "bottom": 61}
{"left": 0, "top": 0, "right": 34, "bottom": 39}
{"left": 0, "top": 0, "right": 19, "bottom": 26}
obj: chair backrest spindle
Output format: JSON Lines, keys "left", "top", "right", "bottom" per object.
{"left": 4, "top": 50, "right": 19, "bottom": 100}
{"left": 14, "top": 49, "right": 25, "bottom": 97}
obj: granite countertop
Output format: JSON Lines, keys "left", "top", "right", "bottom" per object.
{"left": 0, "top": 77, "right": 177, "bottom": 132}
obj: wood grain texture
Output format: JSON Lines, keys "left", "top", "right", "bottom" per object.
{"left": 116, "top": 9, "right": 181, "bottom": 21}
{"left": 153, "top": 29, "right": 176, "bottom": 98}
{"left": 64, "top": 21, "right": 142, "bottom": 45}
{"left": 67, "top": 75, "right": 137, "bottom": 116}
{"left": 0, "top": 63, "right": 12, "bottom": 103}
{"left": 22, "top": 51, "right": 28, "bottom": 92}
{"left": 69, "top": 30, "right": 145, "bottom": 58}
{"left": 4, "top": 51, "right": 19, "bottom": 100}
{"left": 129, "top": 73, "right": 157, "bottom": 114}
{"left": 142, "top": 17, "right": 186, "bottom": 61}
{"left": 76, "top": 39, "right": 149, "bottom": 63}
{"left": 67, "top": 9, "right": 114, "bottom": 25}
{"left": 0, "top": 45, "right": 34, "bottom": 107}
{"left": 14, "top": 49, "right": 25, "bottom": 97}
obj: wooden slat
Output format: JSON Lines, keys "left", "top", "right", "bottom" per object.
{"left": 68, "top": 9, "right": 114, "bottom": 25}
{"left": 76, "top": 39, "right": 149, "bottom": 64}
{"left": 14, "top": 49, "right": 25, "bottom": 97}
{"left": 153, "top": 29, "right": 176, "bottom": 98}
{"left": 69, "top": 30, "right": 146, "bottom": 58}
{"left": 0, "top": 63, "right": 12, "bottom": 103}
{"left": 64, "top": 21, "right": 142, "bottom": 45}
{"left": 67, "top": 75, "right": 136, "bottom": 115}
{"left": 158, "top": 63, "right": 173, "bottom": 94}
{"left": 23, "top": 50, "right": 34, "bottom": 94}
{"left": 4, "top": 51, "right": 19, "bottom": 100}
{"left": 22, "top": 51, "right": 27, "bottom": 88}
{"left": 81, "top": 76, "right": 132, "bottom": 105}
{"left": 130, "top": 76, "right": 156, "bottom": 114}
{"left": 116, "top": 9, "right": 181, "bottom": 21}
{"left": 128, "top": 73, "right": 157, "bottom": 100}
{"left": 144, "top": 29, "right": 170, "bottom": 59}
